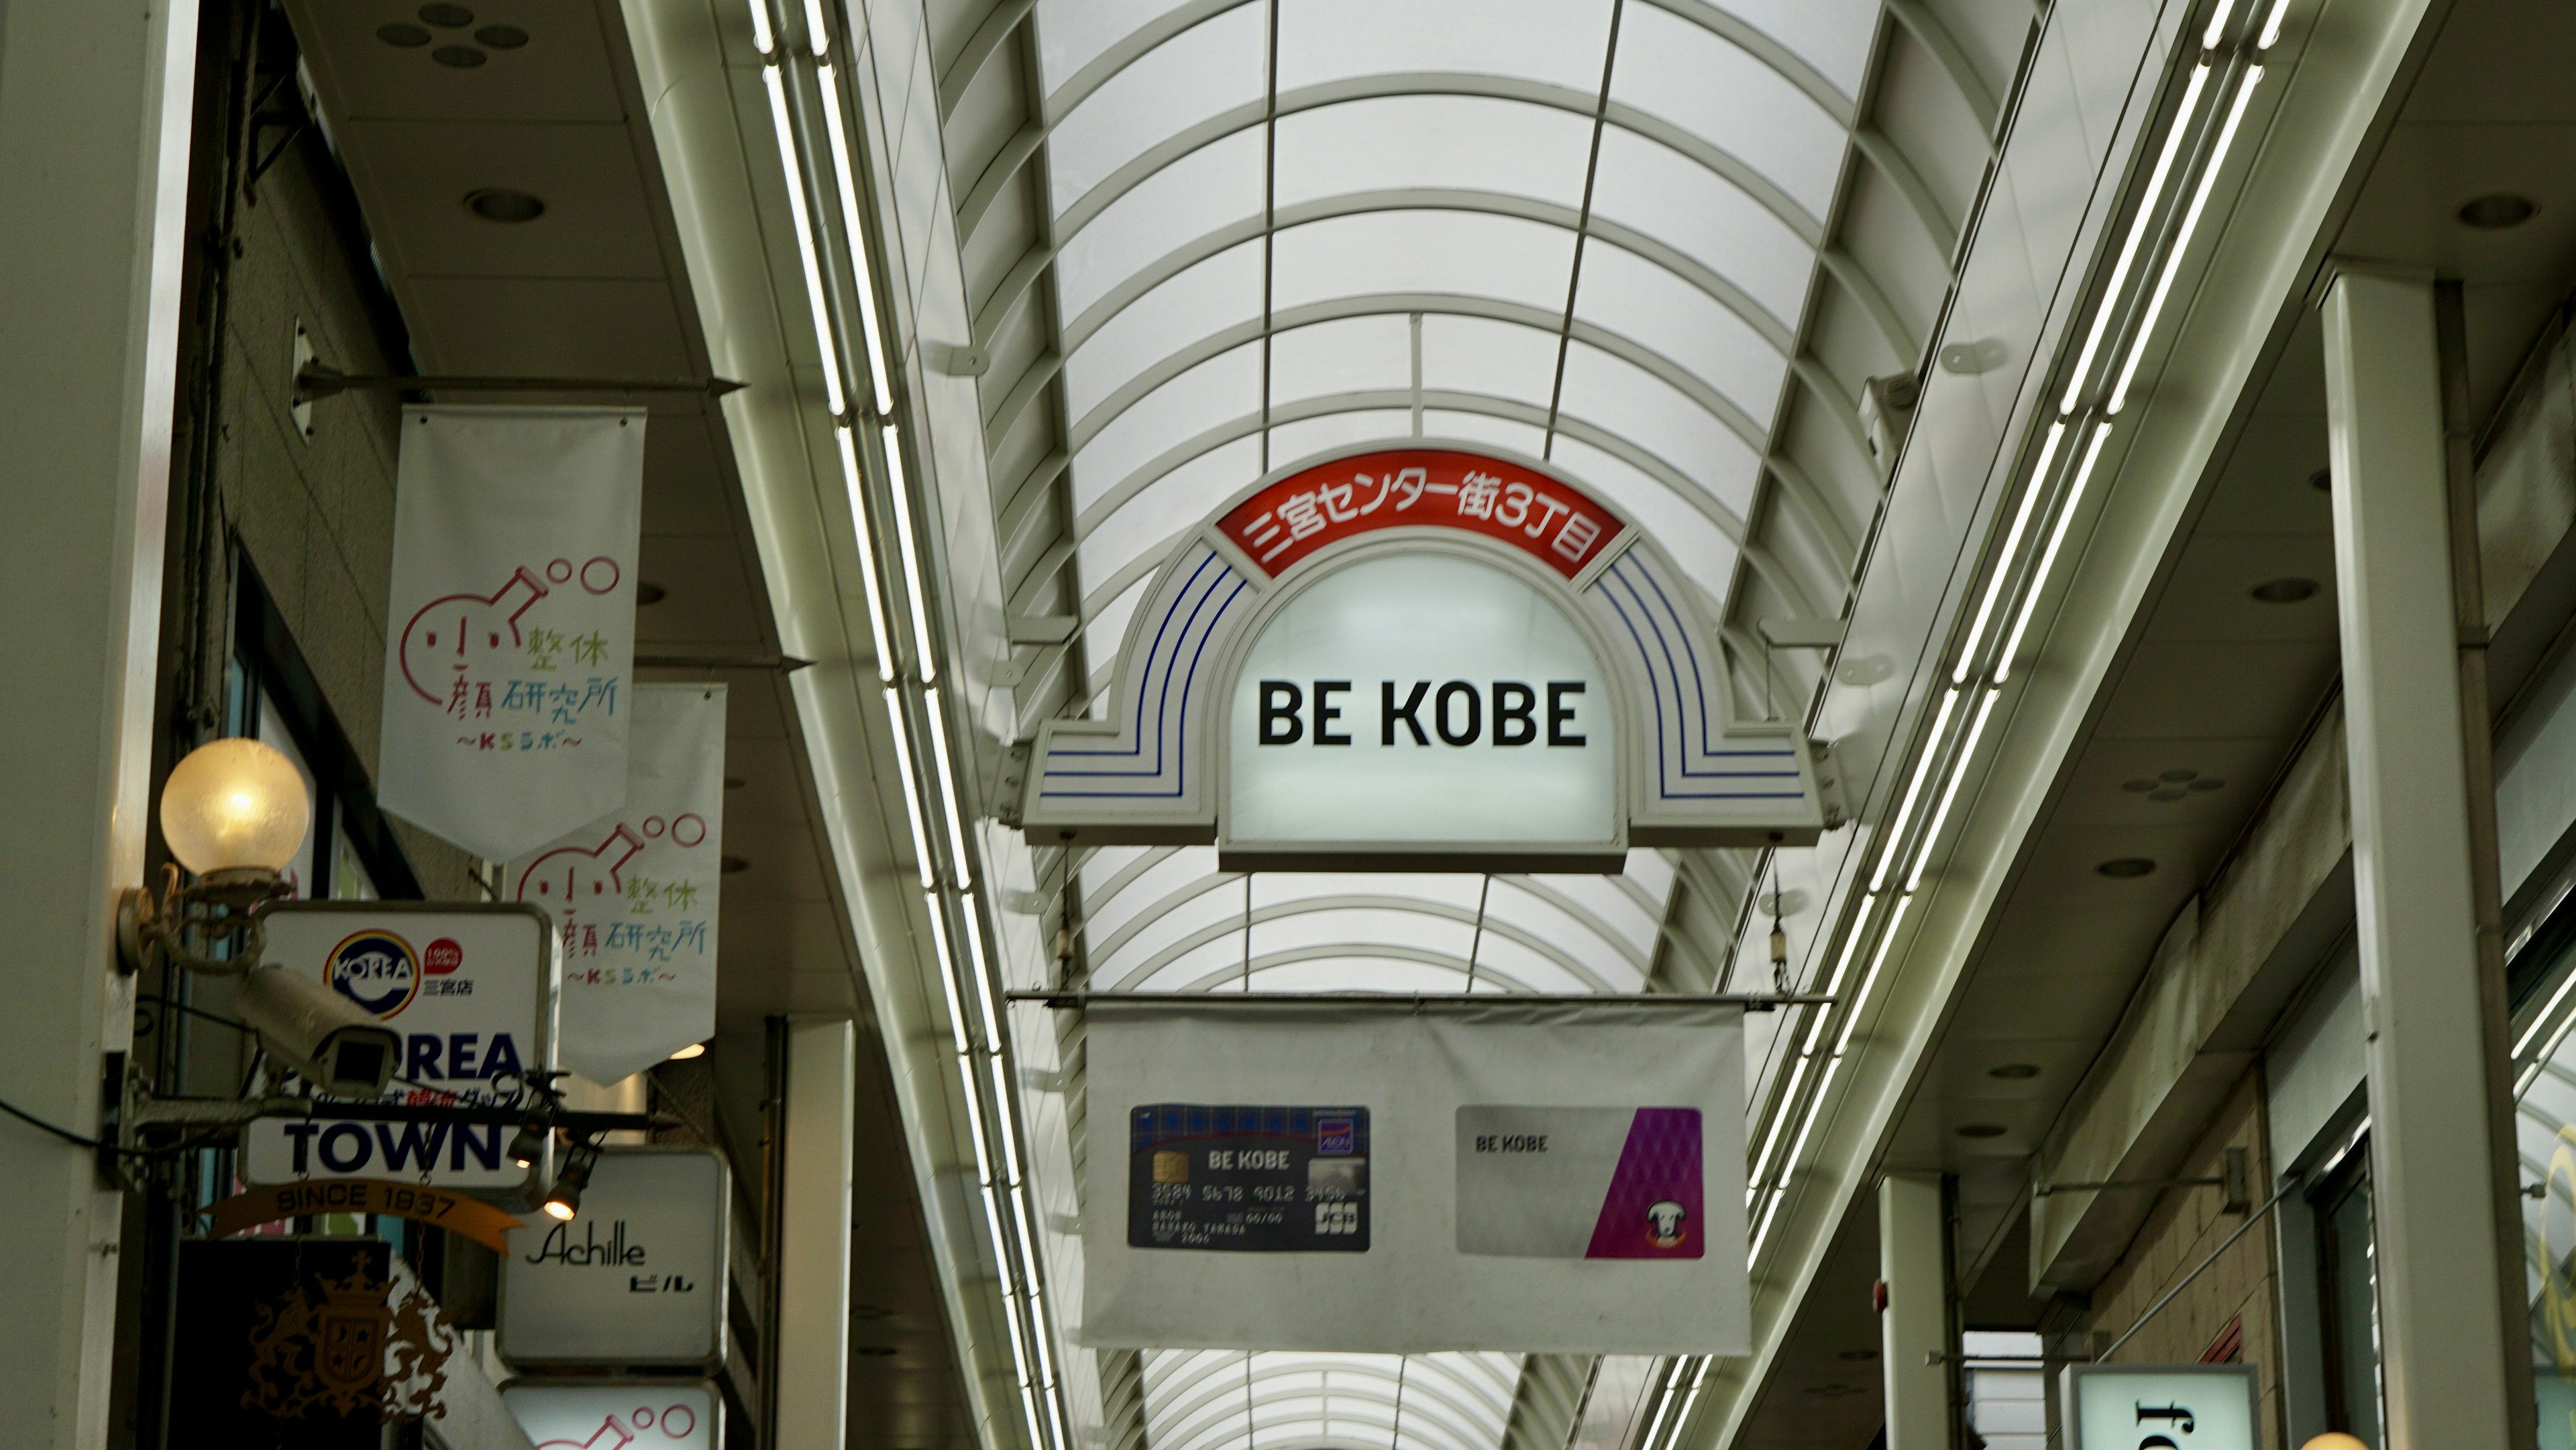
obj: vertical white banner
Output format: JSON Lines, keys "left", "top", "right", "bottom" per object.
{"left": 379, "top": 405, "right": 645, "bottom": 860}
{"left": 506, "top": 683, "right": 724, "bottom": 1081}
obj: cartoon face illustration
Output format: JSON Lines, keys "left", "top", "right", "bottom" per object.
{"left": 1645, "top": 1199, "right": 1687, "bottom": 1249}
{"left": 398, "top": 564, "right": 549, "bottom": 705}
{"left": 515, "top": 824, "right": 649, "bottom": 909}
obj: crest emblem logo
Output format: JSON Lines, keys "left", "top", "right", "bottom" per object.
{"left": 327, "top": 929, "right": 420, "bottom": 1018}
{"left": 242, "top": 1267, "right": 458, "bottom": 1420}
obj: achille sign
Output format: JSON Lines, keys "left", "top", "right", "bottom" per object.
{"left": 1018, "top": 444, "right": 1826, "bottom": 870}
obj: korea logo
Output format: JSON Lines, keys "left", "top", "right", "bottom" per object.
{"left": 327, "top": 930, "right": 421, "bottom": 1019}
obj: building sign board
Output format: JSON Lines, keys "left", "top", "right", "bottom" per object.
{"left": 498, "top": 1148, "right": 729, "bottom": 1369}
{"left": 1018, "top": 443, "right": 1823, "bottom": 868}
{"left": 2060, "top": 1365, "right": 2257, "bottom": 1450}
{"left": 242, "top": 902, "right": 558, "bottom": 1191}
{"left": 502, "top": 1381, "right": 720, "bottom": 1450}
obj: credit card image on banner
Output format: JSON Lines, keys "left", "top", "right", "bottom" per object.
{"left": 1455, "top": 1106, "right": 1701, "bottom": 1259}
{"left": 1128, "top": 1104, "right": 1369, "bottom": 1251}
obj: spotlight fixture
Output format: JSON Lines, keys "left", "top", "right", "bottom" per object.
{"left": 542, "top": 1139, "right": 600, "bottom": 1221}
{"left": 2097, "top": 858, "right": 2157, "bottom": 879}
{"left": 1988, "top": 1063, "right": 2041, "bottom": 1080}
{"left": 1956, "top": 1123, "right": 2008, "bottom": 1139}
{"left": 2458, "top": 193, "right": 2538, "bottom": 231}
{"left": 466, "top": 188, "right": 544, "bottom": 223}
{"left": 668, "top": 1041, "right": 708, "bottom": 1061}
{"left": 506, "top": 1121, "right": 550, "bottom": 1169}
{"left": 635, "top": 580, "right": 667, "bottom": 605}
{"left": 2250, "top": 577, "right": 2318, "bottom": 603}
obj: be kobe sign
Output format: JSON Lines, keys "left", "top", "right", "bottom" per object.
{"left": 1018, "top": 444, "right": 1828, "bottom": 866}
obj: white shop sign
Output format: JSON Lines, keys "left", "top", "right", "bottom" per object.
{"left": 502, "top": 1381, "right": 719, "bottom": 1450}
{"left": 1018, "top": 444, "right": 1825, "bottom": 867}
{"left": 241, "top": 902, "right": 559, "bottom": 1191}
{"left": 499, "top": 1148, "right": 729, "bottom": 1369}
{"left": 2061, "top": 1365, "right": 2257, "bottom": 1450}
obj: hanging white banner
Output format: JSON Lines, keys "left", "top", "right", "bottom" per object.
{"left": 504, "top": 683, "right": 724, "bottom": 1081}
{"left": 378, "top": 405, "right": 645, "bottom": 860}
{"left": 1080, "top": 1000, "right": 1749, "bottom": 1353}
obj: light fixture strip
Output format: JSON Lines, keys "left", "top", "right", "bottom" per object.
{"left": 2257, "top": 0, "right": 2294, "bottom": 48}
{"left": 1804, "top": 894, "right": 1882, "bottom": 1053}
{"left": 1904, "top": 689, "right": 2003, "bottom": 893}
{"left": 922, "top": 686, "right": 977, "bottom": 889}
{"left": 965, "top": 891, "right": 1006, "bottom": 1047}
{"left": 745, "top": 0, "right": 774, "bottom": 55}
{"left": 1994, "top": 421, "right": 2116, "bottom": 682}
{"left": 2060, "top": 64, "right": 2210, "bottom": 417}
{"left": 2513, "top": 967, "right": 2576, "bottom": 1059}
{"left": 880, "top": 423, "right": 941, "bottom": 683}
{"left": 1870, "top": 690, "right": 1962, "bottom": 892}
{"left": 835, "top": 425, "right": 898, "bottom": 682}
{"left": 1952, "top": 422, "right": 2068, "bottom": 684}
{"left": 987, "top": 1049, "right": 1027, "bottom": 1184}
{"left": 926, "top": 894, "right": 972, "bottom": 1056}
{"left": 1750, "top": 1188, "right": 1784, "bottom": 1258}
{"left": 1748, "top": 1051, "right": 1813, "bottom": 1188}
{"left": 814, "top": 65, "right": 896, "bottom": 416}
{"left": 982, "top": 1181, "right": 1022, "bottom": 1297}
{"left": 880, "top": 687, "right": 938, "bottom": 889}
{"left": 761, "top": 63, "right": 847, "bottom": 418}
{"left": 2200, "top": 0, "right": 2239, "bottom": 50}
{"left": 953, "top": 1045, "right": 996, "bottom": 1185}
{"left": 800, "top": 0, "right": 830, "bottom": 54}
{"left": 2108, "top": 63, "right": 2265, "bottom": 413}
{"left": 1833, "top": 895, "right": 1916, "bottom": 1059}
{"left": 1779, "top": 1053, "right": 1846, "bottom": 1183}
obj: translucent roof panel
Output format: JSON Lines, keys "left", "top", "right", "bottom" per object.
{"left": 1026, "top": 3, "right": 1874, "bottom": 1441}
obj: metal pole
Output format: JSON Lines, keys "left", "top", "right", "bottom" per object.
{"left": 1004, "top": 990, "right": 1827, "bottom": 1010}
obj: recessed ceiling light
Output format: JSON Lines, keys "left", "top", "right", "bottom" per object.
{"left": 432, "top": 44, "right": 488, "bottom": 68}
{"left": 1957, "top": 1123, "right": 2008, "bottom": 1139}
{"left": 476, "top": 23, "right": 529, "bottom": 48}
{"left": 724, "top": 774, "right": 748, "bottom": 790}
{"left": 1988, "top": 1064, "right": 2041, "bottom": 1080}
{"left": 2251, "top": 577, "right": 2318, "bottom": 603}
{"left": 466, "top": 187, "right": 544, "bottom": 221}
{"left": 2308, "top": 467, "right": 2331, "bottom": 493}
{"left": 2459, "top": 193, "right": 2538, "bottom": 230}
{"left": 419, "top": 2, "right": 475, "bottom": 24}
{"left": 2097, "top": 858, "right": 2156, "bottom": 878}
{"left": 377, "top": 23, "right": 431, "bottom": 46}
{"left": 855, "top": 1345, "right": 901, "bottom": 1357}
{"left": 636, "top": 580, "right": 667, "bottom": 605}
{"left": 720, "top": 854, "right": 750, "bottom": 875}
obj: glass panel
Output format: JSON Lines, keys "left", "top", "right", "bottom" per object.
{"left": 1274, "top": 0, "right": 1614, "bottom": 93}
{"left": 1417, "top": 315, "right": 1560, "bottom": 411}
{"left": 1269, "top": 314, "right": 1413, "bottom": 411}
{"left": 1265, "top": 409, "right": 1416, "bottom": 472}
{"left": 1693, "top": 0, "right": 1881, "bottom": 97}
{"left": 1574, "top": 238, "right": 1790, "bottom": 420}
{"left": 1586, "top": 127, "right": 1813, "bottom": 328}
{"left": 1059, "top": 130, "right": 1265, "bottom": 323}
{"left": 1546, "top": 434, "right": 1739, "bottom": 580}
{"left": 1045, "top": 3, "right": 1267, "bottom": 207}
{"left": 1555, "top": 340, "right": 1762, "bottom": 518}
{"left": 1033, "top": 0, "right": 1208, "bottom": 87}
{"left": 1077, "top": 436, "right": 1263, "bottom": 587}
{"left": 1271, "top": 96, "right": 1595, "bottom": 211}
{"left": 1419, "top": 409, "right": 1548, "bottom": 460}
{"left": 1271, "top": 211, "right": 1578, "bottom": 317}
{"left": 1610, "top": 5, "right": 1845, "bottom": 219}
{"left": 2316, "top": 1159, "right": 2383, "bottom": 1446}
{"left": 1063, "top": 239, "right": 1263, "bottom": 425}
{"left": 1069, "top": 342, "right": 1261, "bottom": 514}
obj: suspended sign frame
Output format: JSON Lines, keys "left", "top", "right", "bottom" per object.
{"left": 1016, "top": 442, "right": 1825, "bottom": 870}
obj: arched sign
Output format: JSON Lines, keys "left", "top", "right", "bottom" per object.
{"left": 1016, "top": 444, "right": 1824, "bottom": 870}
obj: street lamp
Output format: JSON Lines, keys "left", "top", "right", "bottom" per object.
{"left": 119, "top": 737, "right": 310, "bottom": 976}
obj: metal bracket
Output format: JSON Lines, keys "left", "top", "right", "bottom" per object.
{"left": 2036, "top": 1146, "right": 2252, "bottom": 1212}
{"left": 1809, "top": 738, "right": 1849, "bottom": 830}
{"left": 293, "top": 362, "right": 745, "bottom": 404}
{"left": 994, "top": 741, "right": 1031, "bottom": 829}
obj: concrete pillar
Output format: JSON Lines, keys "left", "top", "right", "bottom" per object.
{"left": 0, "top": 1, "right": 199, "bottom": 1445}
{"left": 1880, "top": 1172, "right": 1949, "bottom": 1450}
{"left": 2319, "top": 270, "right": 2516, "bottom": 1450}
{"left": 775, "top": 1019, "right": 856, "bottom": 1448}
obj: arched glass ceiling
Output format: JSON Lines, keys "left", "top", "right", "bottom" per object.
{"left": 1020, "top": 6, "right": 1881, "bottom": 1450}
{"left": 1022, "top": 0, "right": 1880, "bottom": 705}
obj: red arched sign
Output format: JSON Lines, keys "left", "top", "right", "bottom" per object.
{"left": 1216, "top": 448, "right": 1629, "bottom": 581}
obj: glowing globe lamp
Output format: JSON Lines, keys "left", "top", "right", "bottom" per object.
{"left": 160, "top": 738, "right": 311, "bottom": 877}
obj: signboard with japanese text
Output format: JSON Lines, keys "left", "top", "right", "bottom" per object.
{"left": 502, "top": 1382, "right": 720, "bottom": 1450}
{"left": 378, "top": 406, "right": 645, "bottom": 862}
{"left": 1082, "top": 1000, "right": 1748, "bottom": 1353}
{"left": 2061, "top": 1365, "right": 2257, "bottom": 1450}
{"left": 504, "top": 684, "right": 724, "bottom": 1081}
{"left": 497, "top": 1149, "right": 729, "bottom": 1369}
{"left": 241, "top": 903, "right": 557, "bottom": 1192}
{"left": 1018, "top": 442, "right": 1823, "bottom": 864}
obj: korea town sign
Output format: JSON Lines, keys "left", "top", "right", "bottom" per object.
{"left": 1017, "top": 444, "right": 1828, "bottom": 868}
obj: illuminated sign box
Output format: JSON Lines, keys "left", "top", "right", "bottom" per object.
{"left": 2061, "top": 1364, "right": 2257, "bottom": 1450}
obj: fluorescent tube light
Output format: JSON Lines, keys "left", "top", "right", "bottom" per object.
{"left": 1780, "top": 1055, "right": 1845, "bottom": 1182}
{"left": 988, "top": 1050, "right": 1026, "bottom": 1184}
{"left": 923, "top": 686, "right": 976, "bottom": 889}
{"left": 2201, "top": 0, "right": 2238, "bottom": 49}
{"left": 834, "top": 425, "right": 896, "bottom": 682}
{"left": 802, "top": 0, "right": 829, "bottom": 54}
{"left": 1905, "top": 688, "right": 2002, "bottom": 892}
{"left": 2258, "top": 0, "right": 2294, "bottom": 47}
{"left": 2061, "top": 65, "right": 2208, "bottom": 417}
{"left": 1995, "top": 421, "right": 2114, "bottom": 682}
{"left": 1871, "top": 690, "right": 1962, "bottom": 891}
{"left": 1955, "top": 423, "right": 2068, "bottom": 684}
{"left": 816, "top": 66, "right": 895, "bottom": 415}
{"left": 1834, "top": 894, "right": 1915, "bottom": 1057}
{"left": 881, "top": 687, "right": 937, "bottom": 888}
{"left": 2110, "top": 66, "right": 2265, "bottom": 413}
{"left": 881, "top": 423, "right": 940, "bottom": 682}
{"left": 745, "top": 0, "right": 773, "bottom": 55}
{"left": 762, "top": 65, "right": 847, "bottom": 417}
{"left": 1750, "top": 1052, "right": 1813, "bottom": 1186}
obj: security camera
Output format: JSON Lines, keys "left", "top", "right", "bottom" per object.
{"left": 233, "top": 964, "right": 401, "bottom": 1097}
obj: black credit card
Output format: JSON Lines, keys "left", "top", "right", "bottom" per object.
{"left": 1127, "top": 1103, "right": 1370, "bottom": 1251}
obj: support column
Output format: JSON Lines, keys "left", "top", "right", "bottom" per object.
{"left": 1880, "top": 1172, "right": 1949, "bottom": 1450}
{"left": 776, "top": 1019, "right": 857, "bottom": 1449}
{"left": 2319, "top": 270, "right": 2516, "bottom": 1450}
{"left": 0, "top": 1, "right": 199, "bottom": 1445}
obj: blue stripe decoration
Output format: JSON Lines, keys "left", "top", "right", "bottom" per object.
{"left": 1036, "top": 543, "right": 1247, "bottom": 803}
{"left": 1589, "top": 552, "right": 1805, "bottom": 803}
